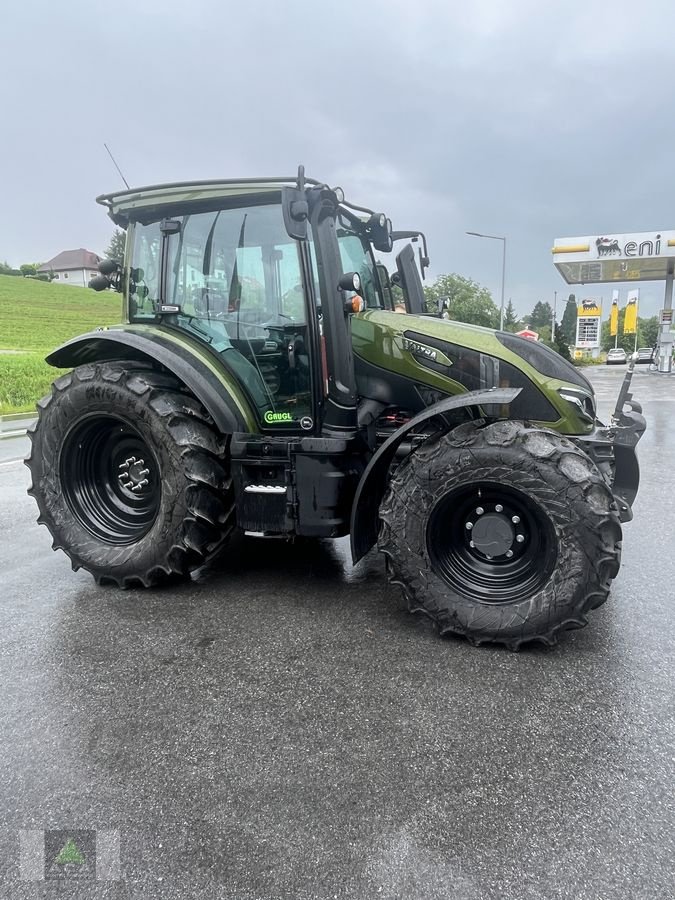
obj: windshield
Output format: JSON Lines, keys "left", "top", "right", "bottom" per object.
{"left": 166, "top": 203, "right": 305, "bottom": 330}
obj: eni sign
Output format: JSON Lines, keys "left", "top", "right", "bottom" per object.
{"left": 595, "top": 235, "right": 663, "bottom": 258}
{"left": 552, "top": 230, "right": 675, "bottom": 284}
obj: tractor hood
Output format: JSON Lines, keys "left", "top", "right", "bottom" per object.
{"left": 351, "top": 311, "right": 596, "bottom": 435}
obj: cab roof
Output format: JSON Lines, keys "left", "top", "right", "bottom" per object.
{"left": 96, "top": 176, "right": 325, "bottom": 226}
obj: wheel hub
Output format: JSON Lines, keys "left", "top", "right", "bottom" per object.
{"left": 463, "top": 502, "right": 527, "bottom": 561}
{"left": 427, "top": 483, "right": 556, "bottom": 604}
{"left": 117, "top": 456, "right": 151, "bottom": 493}
{"left": 61, "top": 415, "right": 160, "bottom": 545}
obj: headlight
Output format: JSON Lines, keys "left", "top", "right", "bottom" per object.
{"left": 558, "top": 388, "right": 596, "bottom": 423}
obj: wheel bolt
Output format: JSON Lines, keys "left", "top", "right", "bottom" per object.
{"left": 512, "top": 515, "right": 520, "bottom": 524}
{"left": 139, "top": 468, "right": 150, "bottom": 477}
{"left": 476, "top": 507, "right": 484, "bottom": 516}
{"left": 516, "top": 534, "right": 525, "bottom": 543}
{"left": 118, "top": 461, "right": 130, "bottom": 471}
{"left": 465, "top": 522, "right": 473, "bottom": 531}
{"left": 495, "top": 504, "right": 503, "bottom": 513}
{"left": 505, "top": 549, "right": 514, "bottom": 558}
{"left": 469, "top": 540, "right": 475, "bottom": 548}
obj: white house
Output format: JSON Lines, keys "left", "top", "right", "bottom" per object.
{"left": 38, "top": 249, "right": 101, "bottom": 287}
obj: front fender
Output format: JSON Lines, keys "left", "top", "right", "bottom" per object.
{"left": 350, "top": 387, "right": 521, "bottom": 563}
{"left": 46, "top": 326, "right": 258, "bottom": 434}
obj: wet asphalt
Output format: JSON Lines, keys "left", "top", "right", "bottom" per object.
{"left": 0, "top": 367, "right": 673, "bottom": 898}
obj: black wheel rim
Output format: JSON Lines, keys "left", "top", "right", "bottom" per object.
{"left": 427, "top": 482, "right": 557, "bottom": 604}
{"left": 61, "top": 415, "right": 160, "bottom": 545}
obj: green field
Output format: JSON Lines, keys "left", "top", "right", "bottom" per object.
{"left": 0, "top": 275, "right": 122, "bottom": 414}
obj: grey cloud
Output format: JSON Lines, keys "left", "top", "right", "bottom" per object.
{"left": 1, "top": 0, "right": 673, "bottom": 316}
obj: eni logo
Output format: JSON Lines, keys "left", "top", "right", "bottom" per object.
{"left": 264, "top": 411, "right": 293, "bottom": 424}
{"left": 596, "top": 234, "right": 662, "bottom": 258}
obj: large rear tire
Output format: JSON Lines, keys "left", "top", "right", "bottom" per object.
{"left": 378, "top": 420, "right": 622, "bottom": 649}
{"left": 26, "top": 361, "right": 235, "bottom": 587}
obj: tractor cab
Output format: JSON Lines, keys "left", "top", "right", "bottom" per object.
{"left": 91, "top": 171, "right": 427, "bottom": 438}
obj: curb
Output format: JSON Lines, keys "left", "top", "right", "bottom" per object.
{"left": 0, "top": 411, "right": 36, "bottom": 423}
{"left": 0, "top": 414, "right": 36, "bottom": 440}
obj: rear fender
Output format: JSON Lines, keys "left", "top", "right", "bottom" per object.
{"left": 46, "top": 328, "right": 257, "bottom": 434}
{"left": 350, "top": 387, "right": 521, "bottom": 562}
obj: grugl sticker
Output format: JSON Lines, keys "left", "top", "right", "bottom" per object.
{"left": 264, "top": 411, "right": 294, "bottom": 424}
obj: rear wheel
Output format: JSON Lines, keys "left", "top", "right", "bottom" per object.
{"left": 378, "top": 420, "right": 622, "bottom": 648}
{"left": 26, "top": 361, "right": 235, "bottom": 587}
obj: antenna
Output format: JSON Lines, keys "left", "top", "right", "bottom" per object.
{"left": 103, "top": 143, "right": 130, "bottom": 189}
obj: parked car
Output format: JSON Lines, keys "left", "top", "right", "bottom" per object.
{"left": 606, "top": 348, "right": 627, "bottom": 365}
{"left": 635, "top": 347, "right": 655, "bottom": 365}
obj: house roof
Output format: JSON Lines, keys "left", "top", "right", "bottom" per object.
{"left": 38, "top": 249, "right": 101, "bottom": 272}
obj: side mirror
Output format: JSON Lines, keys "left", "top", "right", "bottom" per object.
{"left": 376, "top": 263, "right": 395, "bottom": 309}
{"left": 282, "top": 187, "right": 309, "bottom": 241}
{"left": 395, "top": 243, "right": 426, "bottom": 314}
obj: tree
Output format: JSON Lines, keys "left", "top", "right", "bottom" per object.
{"left": 640, "top": 316, "right": 659, "bottom": 349}
{"left": 527, "top": 301, "right": 554, "bottom": 331}
{"left": 19, "top": 263, "right": 42, "bottom": 277}
{"left": 561, "top": 294, "right": 577, "bottom": 345}
{"left": 536, "top": 325, "right": 553, "bottom": 346}
{"left": 552, "top": 324, "right": 572, "bottom": 361}
{"left": 424, "top": 273, "right": 499, "bottom": 328}
{"left": 105, "top": 229, "right": 126, "bottom": 264}
{"left": 502, "top": 299, "right": 519, "bottom": 332}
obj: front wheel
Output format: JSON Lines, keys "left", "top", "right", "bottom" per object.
{"left": 378, "top": 420, "right": 622, "bottom": 649}
{"left": 26, "top": 361, "right": 235, "bottom": 587}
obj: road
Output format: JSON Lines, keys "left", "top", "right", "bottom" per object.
{"left": 0, "top": 367, "right": 673, "bottom": 898}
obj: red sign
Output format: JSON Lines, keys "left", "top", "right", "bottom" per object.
{"left": 515, "top": 328, "right": 539, "bottom": 341}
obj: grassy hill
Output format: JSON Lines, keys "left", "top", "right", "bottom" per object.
{"left": 0, "top": 275, "right": 123, "bottom": 414}
{"left": 0, "top": 274, "right": 121, "bottom": 351}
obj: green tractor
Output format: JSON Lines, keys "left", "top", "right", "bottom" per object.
{"left": 26, "top": 168, "right": 646, "bottom": 648}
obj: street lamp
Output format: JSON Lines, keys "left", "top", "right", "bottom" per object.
{"left": 466, "top": 231, "right": 507, "bottom": 330}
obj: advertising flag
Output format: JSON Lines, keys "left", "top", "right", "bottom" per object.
{"left": 610, "top": 290, "right": 619, "bottom": 337}
{"left": 623, "top": 289, "right": 639, "bottom": 334}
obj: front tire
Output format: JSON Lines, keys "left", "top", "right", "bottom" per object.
{"left": 26, "top": 361, "right": 235, "bottom": 587}
{"left": 378, "top": 420, "right": 622, "bottom": 649}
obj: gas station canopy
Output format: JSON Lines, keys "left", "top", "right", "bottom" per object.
{"left": 553, "top": 231, "right": 675, "bottom": 284}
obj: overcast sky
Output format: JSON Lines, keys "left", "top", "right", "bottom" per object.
{"left": 2, "top": 0, "right": 674, "bottom": 318}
